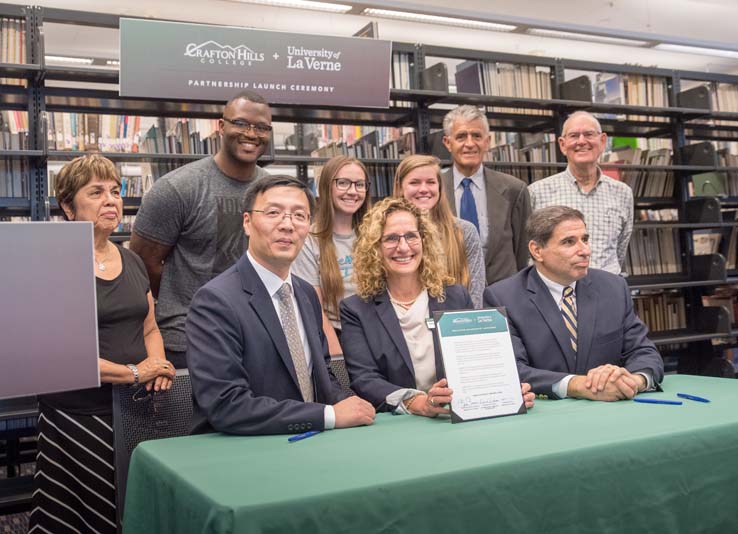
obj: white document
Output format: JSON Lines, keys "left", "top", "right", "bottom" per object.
{"left": 434, "top": 308, "right": 525, "bottom": 423}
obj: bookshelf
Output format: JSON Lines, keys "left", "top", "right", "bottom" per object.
{"left": 1, "top": 5, "right": 737, "bottom": 371}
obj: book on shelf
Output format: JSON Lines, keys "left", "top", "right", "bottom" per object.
{"left": 46, "top": 113, "right": 222, "bottom": 155}
{"left": 0, "top": 158, "right": 28, "bottom": 197}
{"left": 626, "top": 228, "right": 682, "bottom": 276}
{"left": 390, "top": 52, "right": 412, "bottom": 108}
{"left": 636, "top": 208, "right": 678, "bottom": 222}
{"left": 0, "top": 17, "right": 26, "bottom": 86}
{"left": 453, "top": 60, "right": 552, "bottom": 116}
{"left": 0, "top": 110, "right": 29, "bottom": 151}
{"left": 602, "top": 146, "right": 674, "bottom": 198}
{"left": 633, "top": 290, "right": 686, "bottom": 333}
{"left": 0, "top": 215, "right": 30, "bottom": 222}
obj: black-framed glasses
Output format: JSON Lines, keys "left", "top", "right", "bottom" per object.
{"left": 381, "top": 231, "right": 422, "bottom": 248}
{"left": 333, "top": 178, "right": 369, "bottom": 192}
{"left": 222, "top": 117, "right": 273, "bottom": 136}
{"left": 250, "top": 208, "right": 311, "bottom": 225}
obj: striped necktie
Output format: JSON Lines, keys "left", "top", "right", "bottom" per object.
{"left": 561, "top": 286, "right": 577, "bottom": 353}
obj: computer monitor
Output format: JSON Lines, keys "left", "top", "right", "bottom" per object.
{"left": 0, "top": 221, "right": 100, "bottom": 399}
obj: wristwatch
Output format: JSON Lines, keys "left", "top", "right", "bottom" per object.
{"left": 127, "top": 364, "right": 139, "bottom": 386}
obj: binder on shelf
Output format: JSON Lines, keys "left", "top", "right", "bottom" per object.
{"left": 685, "top": 197, "right": 722, "bottom": 223}
{"left": 691, "top": 253, "right": 727, "bottom": 281}
{"left": 694, "top": 302, "right": 731, "bottom": 335}
{"left": 454, "top": 61, "right": 484, "bottom": 94}
{"left": 421, "top": 62, "right": 449, "bottom": 92}
{"left": 691, "top": 172, "right": 726, "bottom": 197}
{"left": 680, "top": 142, "right": 717, "bottom": 166}
{"left": 677, "top": 85, "right": 711, "bottom": 110}
{"left": 560, "top": 75, "right": 593, "bottom": 102}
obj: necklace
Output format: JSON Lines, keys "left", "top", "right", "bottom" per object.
{"left": 94, "top": 245, "right": 111, "bottom": 271}
{"left": 388, "top": 290, "right": 418, "bottom": 309}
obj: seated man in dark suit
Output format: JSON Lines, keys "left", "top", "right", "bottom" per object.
{"left": 484, "top": 206, "right": 664, "bottom": 401}
{"left": 187, "top": 175, "right": 375, "bottom": 434}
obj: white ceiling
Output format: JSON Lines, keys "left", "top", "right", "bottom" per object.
{"left": 18, "top": 0, "right": 738, "bottom": 74}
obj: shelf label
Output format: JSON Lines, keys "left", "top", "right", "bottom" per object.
{"left": 120, "top": 18, "right": 392, "bottom": 108}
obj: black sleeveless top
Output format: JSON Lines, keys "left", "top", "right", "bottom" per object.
{"left": 40, "top": 245, "right": 150, "bottom": 416}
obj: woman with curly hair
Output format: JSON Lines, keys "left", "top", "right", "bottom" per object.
{"left": 293, "top": 155, "right": 371, "bottom": 355}
{"left": 393, "top": 154, "right": 485, "bottom": 308}
{"left": 339, "top": 197, "right": 476, "bottom": 416}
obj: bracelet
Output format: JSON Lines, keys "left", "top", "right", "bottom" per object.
{"left": 404, "top": 394, "right": 422, "bottom": 413}
{"left": 127, "top": 364, "right": 139, "bottom": 386}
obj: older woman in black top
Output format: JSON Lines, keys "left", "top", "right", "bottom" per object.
{"left": 29, "top": 155, "right": 176, "bottom": 534}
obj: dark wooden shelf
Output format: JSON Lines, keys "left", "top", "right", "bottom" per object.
{"left": 649, "top": 330, "right": 732, "bottom": 345}
{"left": 633, "top": 221, "right": 738, "bottom": 229}
{"left": 0, "top": 197, "right": 31, "bottom": 209}
{"left": 0, "top": 150, "right": 43, "bottom": 158}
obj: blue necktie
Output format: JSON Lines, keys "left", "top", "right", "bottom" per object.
{"left": 460, "top": 178, "right": 480, "bottom": 233}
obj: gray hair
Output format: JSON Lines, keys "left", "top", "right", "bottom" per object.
{"left": 442, "top": 105, "right": 490, "bottom": 136}
{"left": 560, "top": 110, "right": 602, "bottom": 137}
{"left": 527, "top": 206, "right": 586, "bottom": 248}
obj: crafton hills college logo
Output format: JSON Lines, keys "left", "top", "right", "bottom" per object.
{"left": 184, "top": 40, "right": 265, "bottom": 66}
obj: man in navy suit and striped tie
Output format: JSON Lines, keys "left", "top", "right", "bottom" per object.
{"left": 484, "top": 206, "right": 664, "bottom": 401}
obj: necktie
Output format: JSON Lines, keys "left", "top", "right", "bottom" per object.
{"left": 561, "top": 286, "right": 577, "bottom": 353}
{"left": 459, "top": 178, "right": 480, "bottom": 233}
{"left": 276, "top": 283, "right": 314, "bottom": 402}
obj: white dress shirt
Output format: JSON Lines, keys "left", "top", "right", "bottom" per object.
{"left": 247, "top": 251, "right": 335, "bottom": 428}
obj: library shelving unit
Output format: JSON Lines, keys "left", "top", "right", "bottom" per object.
{"left": 3, "top": 3, "right": 738, "bottom": 373}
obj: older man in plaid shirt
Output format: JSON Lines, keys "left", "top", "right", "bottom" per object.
{"left": 528, "top": 111, "right": 633, "bottom": 275}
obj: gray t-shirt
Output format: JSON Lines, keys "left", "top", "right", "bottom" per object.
{"left": 292, "top": 231, "right": 356, "bottom": 329}
{"left": 133, "top": 156, "right": 268, "bottom": 352}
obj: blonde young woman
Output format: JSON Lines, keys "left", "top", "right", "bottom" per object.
{"left": 393, "top": 155, "right": 485, "bottom": 308}
{"left": 293, "top": 155, "right": 371, "bottom": 355}
{"left": 340, "top": 197, "right": 535, "bottom": 416}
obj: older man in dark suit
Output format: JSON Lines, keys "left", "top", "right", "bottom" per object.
{"left": 186, "top": 175, "right": 375, "bottom": 435}
{"left": 441, "top": 105, "right": 532, "bottom": 284}
{"left": 484, "top": 206, "right": 664, "bottom": 401}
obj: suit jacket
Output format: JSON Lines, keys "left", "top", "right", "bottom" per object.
{"left": 442, "top": 166, "right": 531, "bottom": 285}
{"left": 187, "top": 253, "right": 350, "bottom": 435}
{"left": 483, "top": 266, "right": 664, "bottom": 398}
{"left": 340, "top": 285, "right": 474, "bottom": 411}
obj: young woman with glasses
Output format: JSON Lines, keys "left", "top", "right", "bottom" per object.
{"left": 293, "top": 155, "right": 372, "bottom": 355}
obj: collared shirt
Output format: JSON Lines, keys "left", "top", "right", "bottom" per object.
{"left": 528, "top": 167, "right": 633, "bottom": 275}
{"left": 246, "top": 251, "right": 335, "bottom": 429}
{"left": 536, "top": 268, "right": 653, "bottom": 398}
{"left": 452, "top": 165, "right": 489, "bottom": 258}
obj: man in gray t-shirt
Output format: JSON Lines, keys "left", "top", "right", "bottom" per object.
{"left": 131, "top": 91, "right": 272, "bottom": 368}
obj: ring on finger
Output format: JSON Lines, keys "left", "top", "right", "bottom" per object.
{"left": 428, "top": 396, "right": 435, "bottom": 406}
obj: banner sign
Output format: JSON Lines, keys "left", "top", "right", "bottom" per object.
{"left": 120, "top": 18, "right": 392, "bottom": 108}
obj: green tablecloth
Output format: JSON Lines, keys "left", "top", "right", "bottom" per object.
{"left": 123, "top": 375, "right": 738, "bottom": 534}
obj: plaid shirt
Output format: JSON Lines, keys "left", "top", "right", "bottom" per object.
{"left": 528, "top": 167, "right": 633, "bottom": 274}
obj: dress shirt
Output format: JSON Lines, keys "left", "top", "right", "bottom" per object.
{"left": 528, "top": 167, "right": 633, "bottom": 275}
{"left": 246, "top": 251, "right": 335, "bottom": 429}
{"left": 536, "top": 268, "right": 653, "bottom": 398}
{"left": 452, "top": 165, "right": 489, "bottom": 259}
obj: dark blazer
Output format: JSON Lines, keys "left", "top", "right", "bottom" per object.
{"left": 187, "top": 253, "right": 350, "bottom": 435}
{"left": 340, "top": 285, "right": 474, "bottom": 411}
{"left": 442, "top": 166, "right": 531, "bottom": 285}
{"left": 483, "top": 266, "right": 664, "bottom": 398}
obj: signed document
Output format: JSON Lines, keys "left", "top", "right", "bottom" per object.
{"left": 433, "top": 308, "right": 525, "bottom": 423}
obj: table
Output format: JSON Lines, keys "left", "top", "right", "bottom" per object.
{"left": 123, "top": 375, "right": 738, "bottom": 534}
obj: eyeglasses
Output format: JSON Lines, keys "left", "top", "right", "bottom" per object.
{"left": 563, "top": 130, "right": 601, "bottom": 142}
{"left": 333, "top": 178, "right": 369, "bottom": 192}
{"left": 250, "top": 208, "right": 311, "bottom": 225}
{"left": 222, "top": 117, "right": 273, "bottom": 136}
{"left": 381, "top": 231, "right": 421, "bottom": 248}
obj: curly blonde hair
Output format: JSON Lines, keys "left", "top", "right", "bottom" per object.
{"left": 353, "top": 197, "right": 454, "bottom": 301}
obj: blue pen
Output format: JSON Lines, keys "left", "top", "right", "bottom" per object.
{"left": 676, "top": 393, "right": 711, "bottom": 403}
{"left": 633, "top": 398, "right": 682, "bottom": 406}
{"left": 287, "top": 430, "right": 321, "bottom": 443}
